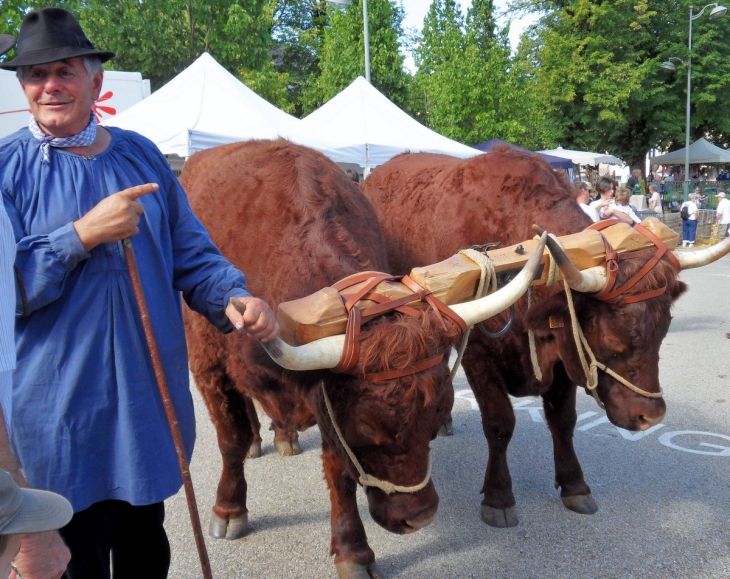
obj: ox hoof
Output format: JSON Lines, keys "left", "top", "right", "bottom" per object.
{"left": 437, "top": 417, "right": 454, "bottom": 437}
{"left": 274, "top": 439, "right": 301, "bottom": 456}
{"left": 336, "top": 561, "right": 386, "bottom": 579}
{"left": 561, "top": 493, "right": 598, "bottom": 515}
{"left": 480, "top": 504, "right": 519, "bottom": 528}
{"left": 246, "top": 441, "right": 262, "bottom": 459}
{"left": 209, "top": 511, "right": 248, "bottom": 540}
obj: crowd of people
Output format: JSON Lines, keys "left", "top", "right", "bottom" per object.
{"left": 574, "top": 169, "right": 729, "bottom": 247}
{"left": 0, "top": 8, "right": 279, "bottom": 579}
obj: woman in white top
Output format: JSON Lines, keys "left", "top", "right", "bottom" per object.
{"left": 588, "top": 176, "right": 635, "bottom": 224}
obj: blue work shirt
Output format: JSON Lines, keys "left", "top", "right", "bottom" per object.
{"left": 0, "top": 127, "right": 250, "bottom": 512}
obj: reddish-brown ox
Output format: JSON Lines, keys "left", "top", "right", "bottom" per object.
{"left": 180, "top": 140, "right": 544, "bottom": 577}
{"left": 362, "top": 145, "right": 730, "bottom": 528}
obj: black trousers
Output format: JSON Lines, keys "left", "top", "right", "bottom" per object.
{"left": 59, "top": 500, "right": 170, "bottom": 579}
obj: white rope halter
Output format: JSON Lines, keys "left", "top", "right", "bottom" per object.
{"left": 320, "top": 383, "right": 433, "bottom": 495}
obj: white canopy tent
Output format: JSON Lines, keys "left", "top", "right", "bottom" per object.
{"left": 299, "top": 76, "right": 481, "bottom": 173}
{"left": 104, "top": 53, "right": 359, "bottom": 162}
{"left": 539, "top": 146, "right": 624, "bottom": 166}
{"left": 649, "top": 138, "right": 730, "bottom": 165}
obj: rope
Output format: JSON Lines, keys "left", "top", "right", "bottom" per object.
{"left": 527, "top": 233, "right": 560, "bottom": 382}
{"left": 449, "top": 248, "right": 497, "bottom": 379}
{"left": 320, "top": 383, "right": 432, "bottom": 495}
{"left": 527, "top": 234, "right": 662, "bottom": 406}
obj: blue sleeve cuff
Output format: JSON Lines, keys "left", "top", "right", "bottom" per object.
{"left": 47, "top": 222, "right": 90, "bottom": 271}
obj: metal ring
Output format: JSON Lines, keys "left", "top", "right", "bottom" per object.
{"left": 478, "top": 305, "right": 515, "bottom": 338}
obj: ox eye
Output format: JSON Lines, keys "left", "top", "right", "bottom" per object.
{"left": 604, "top": 335, "right": 625, "bottom": 354}
{"left": 358, "top": 422, "right": 377, "bottom": 439}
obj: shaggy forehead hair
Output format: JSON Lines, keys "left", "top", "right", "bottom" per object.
{"left": 356, "top": 309, "right": 461, "bottom": 412}
{"left": 16, "top": 55, "right": 103, "bottom": 81}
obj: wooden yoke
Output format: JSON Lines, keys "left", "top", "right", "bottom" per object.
{"left": 277, "top": 218, "right": 679, "bottom": 346}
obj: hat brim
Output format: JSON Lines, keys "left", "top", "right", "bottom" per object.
{"left": 0, "top": 46, "right": 114, "bottom": 70}
{"left": 1, "top": 488, "right": 72, "bottom": 535}
{"left": 0, "top": 34, "right": 15, "bottom": 57}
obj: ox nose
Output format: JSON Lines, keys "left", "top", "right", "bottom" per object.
{"left": 403, "top": 507, "right": 437, "bottom": 533}
{"left": 630, "top": 400, "right": 666, "bottom": 431}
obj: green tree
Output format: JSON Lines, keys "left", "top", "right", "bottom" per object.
{"left": 81, "top": 0, "right": 271, "bottom": 90}
{"left": 412, "top": 0, "right": 548, "bottom": 147}
{"left": 270, "top": 0, "right": 329, "bottom": 115}
{"left": 518, "top": 0, "right": 730, "bottom": 169}
{"left": 302, "top": 0, "right": 408, "bottom": 113}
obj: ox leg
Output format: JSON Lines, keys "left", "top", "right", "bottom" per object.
{"left": 322, "top": 447, "right": 384, "bottom": 579}
{"left": 466, "top": 366, "right": 519, "bottom": 528}
{"left": 195, "top": 370, "right": 253, "bottom": 540}
{"left": 272, "top": 423, "right": 302, "bottom": 456}
{"left": 541, "top": 373, "right": 597, "bottom": 515}
{"left": 245, "top": 397, "right": 263, "bottom": 459}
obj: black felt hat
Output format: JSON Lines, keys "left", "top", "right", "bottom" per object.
{"left": 0, "top": 8, "right": 114, "bottom": 71}
{"left": 0, "top": 34, "right": 14, "bottom": 57}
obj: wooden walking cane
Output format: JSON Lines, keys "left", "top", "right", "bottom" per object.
{"left": 122, "top": 238, "right": 213, "bottom": 579}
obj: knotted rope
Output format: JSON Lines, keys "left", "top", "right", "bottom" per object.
{"left": 321, "top": 383, "right": 432, "bottom": 495}
{"left": 448, "top": 248, "right": 498, "bottom": 379}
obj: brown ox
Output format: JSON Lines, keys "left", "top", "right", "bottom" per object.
{"left": 181, "top": 140, "right": 542, "bottom": 578}
{"left": 361, "top": 146, "right": 728, "bottom": 527}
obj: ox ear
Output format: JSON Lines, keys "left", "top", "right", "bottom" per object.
{"left": 524, "top": 292, "right": 589, "bottom": 333}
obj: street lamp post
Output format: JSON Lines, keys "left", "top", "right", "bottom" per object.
{"left": 661, "top": 3, "right": 727, "bottom": 196}
{"left": 327, "top": 0, "right": 371, "bottom": 83}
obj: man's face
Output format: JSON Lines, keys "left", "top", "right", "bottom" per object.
{"left": 19, "top": 57, "right": 102, "bottom": 138}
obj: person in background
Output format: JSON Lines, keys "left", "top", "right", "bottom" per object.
{"left": 0, "top": 8, "right": 278, "bottom": 579}
{"left": 575, "top": 181, "right": 599, "bottom": 222}
{"left": 626, "top": 169, "right": 642, "bottom": 194}
{"left": 693, "top": 186, "right": 707, "bottom": 209}
{"left": 648, "top": 183, "right": 663, "bottom": 215}
{"left": 0, "top": 469, "right": 73, "bottom": 579}
{"left": 0, "top": 32, "right": 72, "bottom": 579}
{"left": 612, "top": 187, "right": 641, "bottom": 224}
{"left": 716, "top": 191, "right": 730, "bottom": 239}
{"left": 680, "top": 193, "right": 699, "bottom": 247}
{"left": 588, "top": 176, "right": 634, "bottom": 224}
{"left": 345, "top": 169, "right": 360, "bottom": 183}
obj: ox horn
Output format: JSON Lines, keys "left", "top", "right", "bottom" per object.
{"left": 449, "top": 231, "right": 548, "bottom": 327}
{"left": 532, "top": 225, "right": 607, "bottom": 293}
{"left": 254, "top": 232, "right": 549, "bottom": 372}
{"left": 672, "top": 237, "right": 730, "bottom": 270}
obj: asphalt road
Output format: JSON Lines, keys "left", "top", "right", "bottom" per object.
{"left": 165, "top": 253, "right": 730, "bottom": 579}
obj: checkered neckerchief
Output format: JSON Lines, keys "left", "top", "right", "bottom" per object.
{"left": 28, "top": 112, "right": 97, "bottom": 165}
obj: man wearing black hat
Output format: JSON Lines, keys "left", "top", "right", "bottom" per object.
{"left": 1, "top": 31, "right": 75, "bottom": 579}
{"left": 0, "top": 8, "right": 279, "bottom": 579}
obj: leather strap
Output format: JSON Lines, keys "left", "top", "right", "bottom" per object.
{"left": 587, "top": 220, "right": 680, "bottom": 304}
{"left": 400, "top": 275, "right": 468, "bottom": 333}
{"left": 363, "top": 353, "right": 445, "bottom": 382}
{"left": 331, "top": 271, "right": 466, "bottom": 379}
{"left": 332, "top": 306, "right": 363, "bottom": 373}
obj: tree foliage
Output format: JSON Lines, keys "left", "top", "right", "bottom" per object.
{"left": 411, "top": 0, "right": 551, "bottom": 148}
{"left": 0, "top": 0, "right": 271, "bottom": 91}
{"left": 519, "top": 0, "right": 730, "bottom": 168}
{"left": 301, "top": 0, "right": 408, "bottom": 113}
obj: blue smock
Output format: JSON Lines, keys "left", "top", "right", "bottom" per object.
{"left": 0, "top": 127, "right": 250, "bottom": 512}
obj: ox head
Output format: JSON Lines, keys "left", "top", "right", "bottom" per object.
{"left": 525, "top": 234, "right": 730, "bottom": 431}
{"left": 318, "top": 308, "right": 458, "bottom": 534}
{"left": 257, "top": 235, "right": 547, "bottom": 534}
